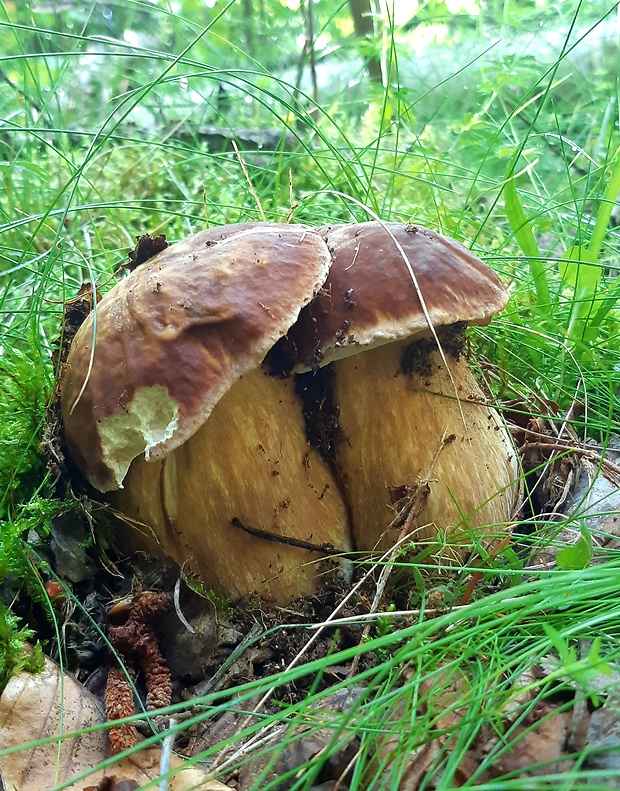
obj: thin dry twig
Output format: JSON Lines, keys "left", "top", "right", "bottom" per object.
{"left": 231, "top": 140, "right": 266, "bottom": 222}
{"left": 347, "top": 433, "right": 453, "bottom": 678}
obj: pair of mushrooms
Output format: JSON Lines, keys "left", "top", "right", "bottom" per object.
{"left": 61, "top": 221, "right": 518, "bottom": 602}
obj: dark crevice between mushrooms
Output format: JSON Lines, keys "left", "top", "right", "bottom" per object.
{"left": 294, "top": 365, "right": 340, "bottom": 465}
{"left": 293, "top": 364, "right": 358, "bottom": 554}
{"left": 264, "top": 337, "right": 343, "bottom": 466}
{"left": 263, "top": 332, "right": 298, "bottom": 379}
{"left": 264, "top": 343, "right": 357, "bottom": 554}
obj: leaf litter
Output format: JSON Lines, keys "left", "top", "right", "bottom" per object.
{"left": 0, "top": 656, "right": 223, "bottom": 790}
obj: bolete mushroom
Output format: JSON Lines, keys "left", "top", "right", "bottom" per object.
{"left": 60, "top": 223, "right": 351, "bottom": 602}
{"left": 280, "top": 221, "right": 518, "bottom": 557}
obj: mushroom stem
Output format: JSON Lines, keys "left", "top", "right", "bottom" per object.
{"left": 112, "top": 367, "right": 352, "bottom": 602}
{"left": 330, "top": 338, "right": 517, "bottom": 557}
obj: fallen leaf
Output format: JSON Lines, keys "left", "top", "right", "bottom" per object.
{"left": 490, "top": 702, "right": 573, "bottom": 777}
{"left": 0, "top": 657, "right": 228, "bottom": 790}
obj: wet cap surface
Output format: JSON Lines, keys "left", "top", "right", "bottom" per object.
{"left": 61, "top": 223, "right": 332, "bottom": 491}
{"left": 286, "top": 221, "right": 509, "bottom": 371}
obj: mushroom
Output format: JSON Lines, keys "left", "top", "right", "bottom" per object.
{"left": 60, "top": 223, "right": 351, "bottom": 602}
{"left": 280, "top": 221, "right": 518, "bottom": 557}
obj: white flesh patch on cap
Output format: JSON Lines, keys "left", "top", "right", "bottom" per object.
{"left": 97, "top": 385, "right": 179, "bottom": 490}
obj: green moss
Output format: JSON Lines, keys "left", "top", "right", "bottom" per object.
{"left": 0, "top": 603, "right": 44, "bottom": 693}
{"left": 0, "top": 345, "right": 47, "bottom": 522}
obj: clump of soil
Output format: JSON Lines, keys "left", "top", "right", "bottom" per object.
{"left": 125, "top": 233, "right": 168, "bottom": 271}
{"left": 400, "top": 322, "right": 467, "bottom": 378}
{"left": 41, "top": 284, "right": 100, "bottom": 478}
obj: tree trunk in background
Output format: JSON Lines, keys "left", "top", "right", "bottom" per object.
{"left": 349, "top": 0, "right": 382, "bottom": 83}
{"left": 242, "top": 0, "right": 254, "bottom": 56}
{"left": 301, "top": 0, "right": 319, "bottom": 108}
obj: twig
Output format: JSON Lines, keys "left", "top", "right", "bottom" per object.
{"left": 306, "top": 609, "right": 429, "bottom": 628}
{"left": 158, "top": 716, "right": 176, "bottom": 791}
{"left": 231, "top": 517, "right": 351, "bottom": 557}
{"left": 209, "top": 724, "right": 283, "bottom": 776}
{"left": 300, "top": 0, "right": 319, "bottom": 110}
{"left": 520, "top": 442, "right": 620, "bottom": 487}
{"left": 346, "top": 547, "right": 399, "bottom": 680}
{"left": 231, "top": 139, "right": 266, "bottom": 221}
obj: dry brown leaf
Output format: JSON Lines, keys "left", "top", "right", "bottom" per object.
{"left": 0, "top": 657, "right": 229, "bottom": 791}
{"left": 374, "top": 665, "right": 471, "bottom": 790}
{"left": 376, "top": 666, "right": 577, "bottom": 788}
{"left": 490, "top": 703, "right": 573, "bottom": 777}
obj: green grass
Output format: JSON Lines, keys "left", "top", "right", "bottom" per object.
{"left": 3, "top": 564, "right": 620, "bottom": 789}
{"left": 1, "top": 0, "right": 620, "bottom": 787}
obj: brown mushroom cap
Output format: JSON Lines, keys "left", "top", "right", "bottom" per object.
{"left": 284, "top": 221, "right": 509, "bottom": 371}
{"left": 60, "top": 223, "right": 332, "bottom": 492}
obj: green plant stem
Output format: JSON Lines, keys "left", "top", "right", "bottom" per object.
{"left": 504, "top": 171, "right": 551, "bottom": 311}
{"left": 587, "top": 144, "right": 620, "bottom": 260}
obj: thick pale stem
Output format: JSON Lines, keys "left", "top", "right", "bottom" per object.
{"left": 112, "top": 368, "right": 351, "bottom": 602}
{"left": 333, "top": 340, "right": 518, "bottom": 557}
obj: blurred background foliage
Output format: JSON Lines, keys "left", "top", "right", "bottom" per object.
{"left": 1, "top": 0, "right": 619, "bottom": 432}
{"left": 1, "top": 0, "right": 618, "bottom": 237}
{"left": 2, "top": 0, "right": 616, "bottom": 146}
{"left": 1, "top": 0, "right": 617, "bottom": 244}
